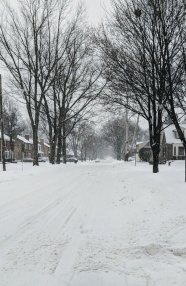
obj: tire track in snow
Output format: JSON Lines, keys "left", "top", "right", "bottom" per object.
{"left": 0, "top": 162, "right": 129, "bottom": 285}
{"left": 53, "top": 166, "right": 106, "bottom": 285}
{"left": 0, "top": 169, "right": 93, "bottom": 247}
{"left": 0, "top": 164, "right": 107, "bottom": 281}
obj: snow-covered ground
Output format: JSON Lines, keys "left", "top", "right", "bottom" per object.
{"left": 0, "top": 159, "right": 186, "bottom": 285}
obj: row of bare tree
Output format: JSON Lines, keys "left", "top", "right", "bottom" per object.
{"left": 95, "top": 0, "right": 186, "bottom": 173}
{"left": 0, "top": 0, "right": 106, "bottom": 166}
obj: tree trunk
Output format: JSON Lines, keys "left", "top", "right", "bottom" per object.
{"left": 10, "top": 131, "right": 14, "bottom": 162}
{"left": 49, "top": 135, "right": 57, "bottom": 165}
{"left": 117, "top": 144, "right": 121, "bottom": 160}
{"left": 184, "top": 145, "right": 186, "bottom": 183}
{"left": 56, "top": 130, "right": 62, "bottom": 164}
{"left": 84, "top": 150, "right": 87, "bottom": 161}
{"left": 125, "top": 106, "right": 129, "bottom": 161}
{"left": 125, "top": 152, "right": 129, "bottom": 162}
{"left": 62, "top": 137, "right": 67, "bottom": 164}
{"left": 81, "top": 149, "right": 83, "bottom": 162}
{"left": 62, "top": 122, "right": 67, "bottom": 164}
{"left": 32, "top": 126, "right": 39, "bottom": 166}
{"left": 0, "top": 130, "right": 6, "bottom": 171}
{"left": 45, "top": 101, "right": 56, "bottom": 164}
{"left": 74, "top": 146, "right": 78, "bottom": 158}
{"left": 152, "top": 150, "right": 159, "bottom": 173}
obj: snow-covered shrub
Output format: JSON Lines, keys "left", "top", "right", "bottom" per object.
{"left": 139, "top": 147, "right": 152, "bottom": 162}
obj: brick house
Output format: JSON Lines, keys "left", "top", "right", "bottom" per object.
{"left": 14, "top": 135, "right": 33, "bottom": 160}
{"left": 14, "top": 135, "right": 50, "bottom": 160}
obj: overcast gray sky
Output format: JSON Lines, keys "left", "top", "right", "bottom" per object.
{"left": 11, "top": 0, "right": 112, "bottom": 24}
{"left": 78, "top": 0, "right": 111, "bottom": 24}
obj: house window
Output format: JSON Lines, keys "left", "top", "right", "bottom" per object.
{"left": 178, "top": 147, "right": 184, "bottom": 156}
{"left": 174, "top": 146, "right": 176, "bottom": 156}
{"left": 25, "top": 143, "right": 31, "bottom": 150}
{"left": 5, "top": 151, "right": 9, "bottom": 159}
{"left": 184, "top": 130, "right": 186, "bottom": 139}
{"left": 174, "top": 131, "right": 179, "bottom": 139}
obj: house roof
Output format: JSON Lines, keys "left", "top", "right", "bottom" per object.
{"left": 136, "top": 141, "right": 149, "bottom": 148}
{"left": 17, "top": 135, "right": 33, "bottom": 144}
{"left": 44, "top": 142, "right": 50, "bottom": 148}
{"left": 136, "top": 141, "right": 149, "bottom": 145}
{"left": 0, "top": 134, "right": 10, "bottom": 141}
{"left": 163, "top": 124, "right": 186, "bottom": 144}
{"left": 17, "top": 135, "right": 46, "bottom": 146}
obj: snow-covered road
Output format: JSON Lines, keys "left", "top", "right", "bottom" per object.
{"left": 0, "top": 160, "right": 186, "bottom": 285}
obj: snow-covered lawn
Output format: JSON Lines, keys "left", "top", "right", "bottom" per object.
{"left": 0, "top": 160, "right": 186, "bottom": 285}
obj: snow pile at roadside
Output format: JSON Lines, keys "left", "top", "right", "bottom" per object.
{"left": 0, "top": 160, "right": 186, "bottom": 285}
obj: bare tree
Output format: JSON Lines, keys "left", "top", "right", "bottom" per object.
{"left": 69, "top": 121, "right": 85, "bottom": 159}
{"left": 102, "top": 118, "right": 125, "bottom": 160}
{"left": 75, "top": 122, "right": 97, "bottom": 161}
{"left": 0, "top": 0, "right": 69, "bottom": 166}
{"left": 98, "top": 93, "right": 140, "bottom": 160}
{"left": 101, "top": 116, "right": 139, "bottom": 160}
{"left": 69, "top": 120, "right": 97, "bottom": 160}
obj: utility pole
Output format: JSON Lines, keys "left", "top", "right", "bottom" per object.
{"left": 0, "top": 74, "right": 6, "bottom": 171}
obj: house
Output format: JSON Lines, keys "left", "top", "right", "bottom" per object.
{"left": 14, "top": 135, "right": 33, "bottom": 160}
{"left": 137, "top": 124, "right": 186, "bottom": 162}
{"left": 0, "top": 133, "right": 50, "bottom": 161}
{"left": 39, "top": 139, "right": 50, "bottom": 158}
{"left": 163, "top": 124, "right": 186, "bottom": 160}
{"left": 0, "top": 133, "right": 12, "bottom": 161}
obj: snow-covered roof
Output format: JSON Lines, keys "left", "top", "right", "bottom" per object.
{"left": 164, "top": 124, "right": 186, "bottom": 144}
{"left": 136, "top": 141, "right": 149, "bottom": 148}
{"left": 136, "top": 141, "right": 149, "bottom": 146}
{"left": 44, "top": 142, "right": 50, "bottom": 148}
{"left": 0, "top": 134, "right": 10, "bottom": 141}
{"left": 17, "top": 135, "right": 33, "bottom": 144}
